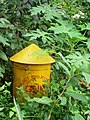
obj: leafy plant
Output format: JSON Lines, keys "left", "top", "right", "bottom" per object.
{"left": 0, "top": 82, "right": 17, "bottom": 119}
{"left": 0, "top": 0, "right": 90, "bottom": 120}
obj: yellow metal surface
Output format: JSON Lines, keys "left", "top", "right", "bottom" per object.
{"left": 13, "top": 63, "right": 51, "bottom": 97}
{"left": 10, "top": 44, "right": 55, "bottom": 98}
{"left": 10, "top": 44, "right": 55, "bottom": 64}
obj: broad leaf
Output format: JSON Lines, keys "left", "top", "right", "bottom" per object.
{"left": 0, "top": 35, "right": 10, "bottom": 46}
{"left": 5, "top": 81, "right": 11, "bottom": 86}
{"left": 60, "top": 97, "right": 67, "bottom": 105}
{"left": 68, "top": 30, "right": 82, "bottom": 38}
{"left": 68, "top": 31, "right": 86, "bottom": 40}
{"left": 31, "top": 96, "right": 53, "bottom": 106}
{"left": 87, "top": 0, "right": 90, "bottom": 2}
{"left": 49, "top": 23, "right": 72, "bottom": 34}
{"left": 0, "top": 65, "right": 5, "bottom": 78}
{"left": 58, "top": 62, "right": 71, "bottom": 77}
{"left": 70, "top": 106, "right": 79, "bottom": 114}
{"left": 49, "top": 22, "right": 85, "bottom": 40}
{"left": 23, "top": 33, "right": 32, "bottom": 37}
{"left": 10, "top": 107, "right": 16, "bottom": 112}
{"left": 0, "top": 108, "right": 4, "bottom": 111}
{"left": 57, "top": 52, "right": 71, "bottom": 69}
{"left": 0, "top": 84, "right": 5, "bottom": 91}
{"left": 0, "top": 18, "right": 10, "bottom": 24}
{"left": 79, "top": 23, "right": 90, "bottom": 31}
{"left": 66, "top": 92, "right": 87, "bottom": 102}
{"left": 83, "top": 23, "right": 90, "bottom": 30}
{"left": 23, "top": 29, "right": 51, "bottom": 43}
{"left": 75, "top": 113, "right": 85, "bottom": 120}
{"left": 30, "top": 4, "right": 60, "bottom": 21}
{"left": 82, "top": 72, "right": 90, "bottom": 84}
{"left": 13, "top": 96, "right": 23, "bottom": 120}
{"left": 9, "top": 111, "right": 14, "bottom": 118}
{"left": 82, "top": 61, "right": 90, "bottom": 73}
{"left": 86, "top": 39, "right": 90, "bottom": 51}
{"left": 0, "top": 18, "right": 14, "bottom": 29}
{"left": 66, "top": 52, "right": 90, "bottom": 71}
{"left": 30, "top": 5, "right": 45, "bottom": 15}
{"left": 0, "top": 50, "right": 8, "bottom": 61}
{"left": 64, "top": 114, "right": 72, "bottom": 120}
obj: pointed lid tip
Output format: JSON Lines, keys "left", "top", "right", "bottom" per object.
{"left": 10, "top": 44, "right": 55, "bottom": 64}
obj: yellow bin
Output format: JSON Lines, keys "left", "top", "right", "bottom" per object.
{"left": 10, "top": 44, "right": 55, "bottom": 97}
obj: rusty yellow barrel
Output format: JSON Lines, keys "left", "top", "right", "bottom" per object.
{"left": 10, "top": 44, "right": 55, "bottom": 98}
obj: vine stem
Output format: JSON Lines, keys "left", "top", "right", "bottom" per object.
{"left": 38, "top": 0, "right": 41, "bottom": 5}
{"left": 48, "top": 77, "right": 71, "bottom": 120}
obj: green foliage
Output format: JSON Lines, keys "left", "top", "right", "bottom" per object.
{"left": 74, "top": 114, "right": 85, "bottom": 120}
{"left": 0, "top": 50, "right": 8, "bottom": 61}
{"left": 66, "top": 92, "right": 87, "bottom": 102}
{"left": 0, "top": 82, "right": 17, "bottom": 119}
{"left": 0, "top": 65, "right": 5, "bottom": 78}
{"left": 30, "top": 3, "right": 60, "bottom": 21}
{"left": 24, "top": 29, "right": 52, "bottom": 43}
{"left": 0, "top": 0, "right": 90, "bottom": 120}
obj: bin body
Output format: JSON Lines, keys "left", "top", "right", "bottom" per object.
{"left": 13, "top": 62, "right": 51, "bottom": 97}
{"left": 10, "top": 44, "right": 55, "bottom": 98}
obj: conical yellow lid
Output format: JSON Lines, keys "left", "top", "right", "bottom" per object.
{"left": 10, "top": 44, "right": 55, "bottom": 64}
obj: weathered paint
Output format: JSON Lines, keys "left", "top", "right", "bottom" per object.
{"left": 13, "top": 62, "right": 51, "bottom": 97}
{"left": 10, "top": 44, "right": 55, "bottom": 98}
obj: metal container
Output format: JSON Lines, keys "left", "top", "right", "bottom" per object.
{"left": 10, "top": 44, "right": 55, "bottom": 97}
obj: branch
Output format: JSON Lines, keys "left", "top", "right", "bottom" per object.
{"left": 48, "top": 78, "right": 71, "bottom": 120}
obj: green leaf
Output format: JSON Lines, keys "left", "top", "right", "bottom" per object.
{"left": 70, "top": 106, "right": 79, "bottom": 114}
{"left": 66, "top": 52, "right": 90, "bottom": 70}
{"left": 87, "top": 0, "right": 90, "bottom": 2}
{"left": 30, "top": 5, "right": 45, "bottom": 15}
{"left": 84, "top": 23, "right": 90, "bottom": 30}
{"left": 82, "top": 61, "right": 90, "bottom": 73}
{"left": 42, "top": 36, "right": 47, "bottom": 43}
{"left": 0, "top": 18, "right": 14, "bottom": 29}
{"left": 10, "top": 107, "right": 16, "bottom": 112}
{"left": 30, "top": 4, "right": 60, "bottom": 21}
{"left": 64, "top": 114, "right": 72, "bottom": 120}
{"left": 58, "top": 62, "right": 71, "bottom": 77}
{"left": 0, "top": 108, "right": 4, "bottom": 111}
{"left": 5, "top": 81, "right": 11, "bottom": 86}
{"left": 23, "top": 33, "right": 32, "bottom": 37}
{"left": 79, "top": 23, "right": 90, "bottom": 31}
{"left": 68, "top": 31, "right": 86, "bottom": 40}
{"left": 4, "top": 90, "right": 10, "bottom": 94}
{"left": 0, "top": 18, "right": 10, "bottom": 24}
{"left": 60, "top": 97, "right": 67, "bottom": 105}
{"left": 57, "top": 52, "right": 71, "bottom": 69}
{"left": 9, "top": 111, "right": 14, "bottom": 118}
{"left": 0, "top": 35, "right": 10, "bottom": 46}
{"left": 68, "top": 30, "right": 82, "bottom": 38}
{"left": 0, "top": 65, "right": 5, "bottom": 78}
{"left": 82, "top": 72, "right": 90, "bottom": 84}
{"left": 0, "top": 50, "right": 8, "bottom": 61}
{"left": 66, "top": 86, "right": 75, "bottom": 92}
{"left": 49, "top": 21, "right": 86, "bottom": 39}
{"left": 23, "top": 29, "right": 51, "bottom": 43}
{"left": 44, "top": 5, "right": 59, "bottom": 21}
{"left": 49, "top": 23, "right": 71, "bottom": 34}
{"left": 66, "top": 92, "right": 87, "bottom": 102}
{"left": 86, "top": 39, "right": 90, "bottom": 51}
{"left": 75, "top": 113, "right": 85, "bottom": 120}
{"left": 49, "top": 21, "right": 74, "bottom": 34}
{"left": 0, "top": 84, "right": 5, "bottom": 91}
{"left": 13, "top": 96, "right": 23, "bottom": 120}
{"left": 31, "top": 96, "right": 53, "bottom": 106}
